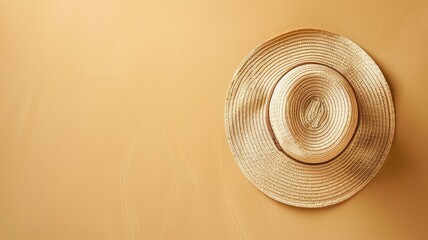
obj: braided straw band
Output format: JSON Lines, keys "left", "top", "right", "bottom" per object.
{"left": 225, "top": 29, "right": 395, "bottom": 208}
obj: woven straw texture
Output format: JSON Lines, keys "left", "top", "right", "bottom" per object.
{"left": 224, "top": 29, "right": 395, "bottom": 208}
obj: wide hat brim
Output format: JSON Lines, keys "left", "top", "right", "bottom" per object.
{"left": 224, "top": 29, "right": 395, "bottom": 208}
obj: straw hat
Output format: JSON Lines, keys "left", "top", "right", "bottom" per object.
{"left": 224, "top": 29, "right": 395, "bottom": 208}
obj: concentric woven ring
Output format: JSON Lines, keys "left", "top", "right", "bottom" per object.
{"left": 224, "top": 29, "right": 395, "bottom": 208}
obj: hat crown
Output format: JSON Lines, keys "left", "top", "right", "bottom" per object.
{"left": 269, "top": 64, "right": 359, "bottom": 164}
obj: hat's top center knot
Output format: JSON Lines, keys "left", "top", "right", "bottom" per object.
{"left": 303, "top": 97, "right": 326, "bottom": 129}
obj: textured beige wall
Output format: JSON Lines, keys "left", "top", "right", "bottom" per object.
{"left": 1, "top": 0, "right": 428, "bottom": 239}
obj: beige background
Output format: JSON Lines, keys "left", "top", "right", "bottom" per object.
{"left": 1, "top": 0, "right": 428, "bottom": 239}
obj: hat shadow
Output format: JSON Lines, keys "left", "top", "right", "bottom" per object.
{"left": 365, "top": 56, "right": 407, "bottom": 182}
